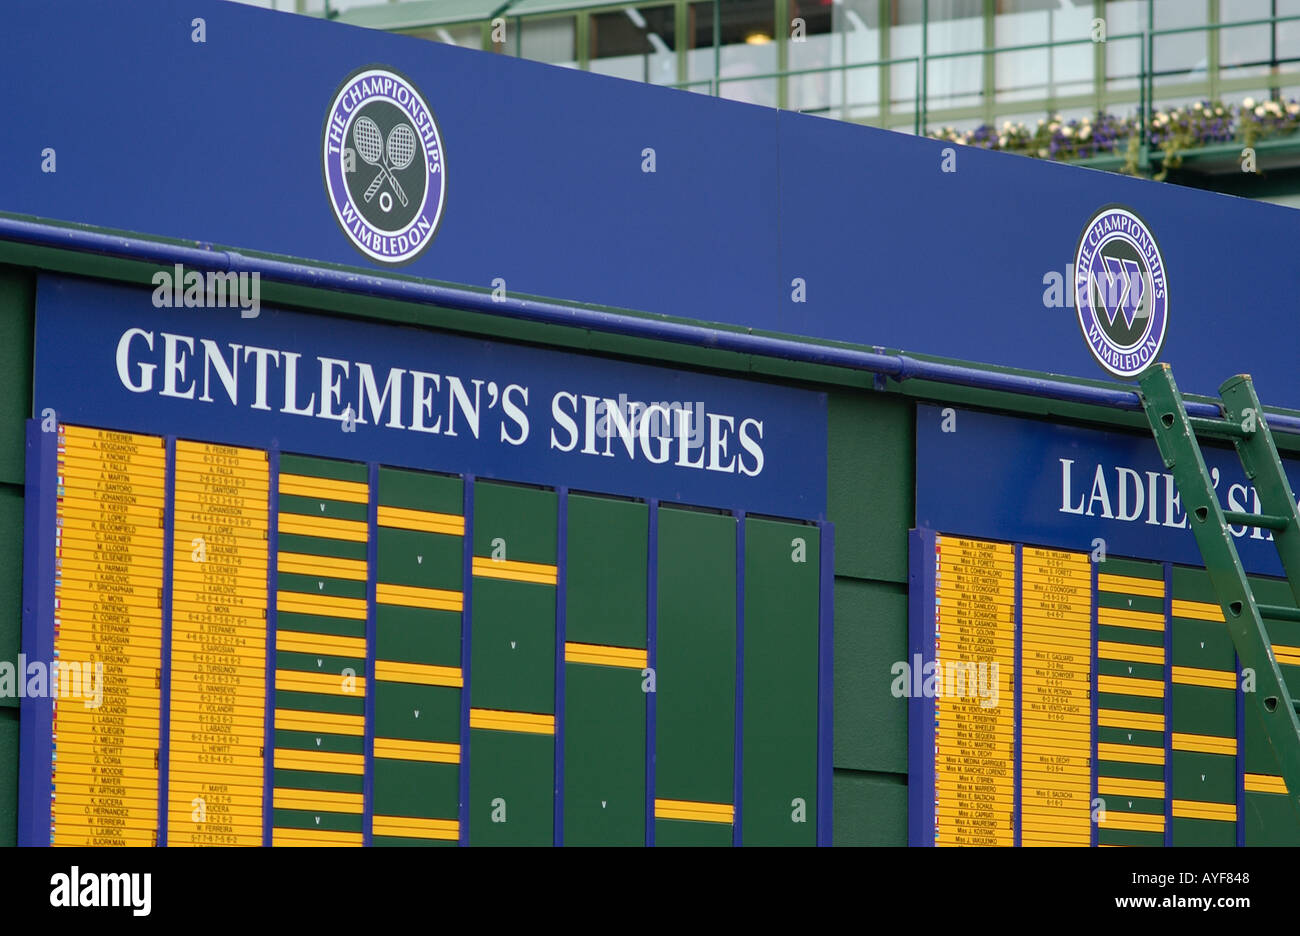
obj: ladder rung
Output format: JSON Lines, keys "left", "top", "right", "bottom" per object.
{"left": 1223, "top": 510, "right": 1289, "bottom": 531}
{"left": 1262, "top": 604, "right": 1300, "bottom": 623}
{"left": 1188, "top": 415, "right": 1250, "bottom": 439}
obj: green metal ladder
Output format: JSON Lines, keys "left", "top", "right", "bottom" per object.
{"left": 1139, "top": 363, "right": 1300, "bottom": 823}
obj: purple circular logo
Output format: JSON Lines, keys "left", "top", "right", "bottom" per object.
{"left": 1073, "top": 205, "right": 1168, "bottom": 379}
{"left": 322, "top": 67, "right": 446, "bottom": 266}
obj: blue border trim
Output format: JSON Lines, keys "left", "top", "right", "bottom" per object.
{"left": 458, "top": 474, "right": 474, "bottom": 847}
{"left": 554, "top": 487, "right": 567, "bottom": 847}
{"left": 1090, "top": 558, "right": 1099, "bottom": 848}
{"left": 18, "top": 419, "right": 55, "bottom": 846}
{"left": 1013, "top": 543, "right": 1022, "bottom": 848}
{"left": 645, "top": 498, "right": 658, "bottom": 847}
{"left": 1236, "top": 649, "right": 1246, "bottom": 847}
{"left": 362, "top": 462, "right": 379, "bottom": 847}
{"left": 1163, "top": 561, "right": 1174, "bottom": 847}
{"left": 156, "top": 436, "right": 176, "bottom": 847}
{"left": 907, "top": 529, "right": 935, "bottom": 847}
{"left": 262, "top": 446, "right": 279, "bottom": 848}
{"left": 817, "top": 521, "right": 834, "bottom": 847}
{"left": 732, "top": 511, "right": 745, "bottom": 847}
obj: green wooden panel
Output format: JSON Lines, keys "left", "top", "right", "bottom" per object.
{"left": 1171, "top": 817, "right": 1236, "bottom": 846}
{"left": 375, "top": 606, "right": 460, "bottom": 667}
{"left": 0, "top": 709, "right": 16, "bottom": 844}
{"left": 271, "top": 770, "right": 362, "bottom": 793}
{"left": 274, "top": 730, "right": 364, "bottom": 754}
{"left": 1171, "top": 685, "right": 1235, "bottom": 738}
{"left": 374, "top": 683, "right": 459, "bottom": 741}
{"left": 833, "top": 770, "right": 906, "bottom": 845}
{"left": 276, "top": 650, "right": 366, "bottom": 675}
{"left": 656, "top": 507, "right": 735, "bottom": 807}
{"left": 0, "top": 488, "right": 23, "bottom": 701}
{"left": 276, "top": 533, "right": 367, "bottom": 561}
{"left": 470, "top": 579, "right": 555, "bottom": 713}
{"left": 278, "top": 493, "right": 366, "bottom": 522}
{"left": 654, "top": 818, "right": 731, "bottom": 846}
{"left": 272, "top": 809, "right": 363, "bottom": 832}
{"left": 833, "top": 579, "right": 907, "bottom": 774}
{"left": 376, "top": 528, "right": 461, "bottom": 590}
{"left": 827, "top": 392, "right": 912, "bottom": 584}
{"left": 566, "top": 493, "right": 646, "bottom": 649}
{"left": 1171, "top": 751, "right": 1235, "bottom": 804}
{"left": 377, "top": 466, "right": 461, "bottom": 513}
{"left": 275, "top": 612, "right": 365, "bottom": 640}
{"left": 742, "top": 517, "right": 818, "bottom": 846}
{"left": 372, "top": 758, "right": 458, "bottom": 818}
{"left": 277, "top": 572, "right": 365, "bottom": 600}
{"left": 563, "top": 663, "right": 645, "bottom": 846}
{"left": 372, "top": 835, "right": 456, "bottom": 847}
{"left": 468, "top": 729, "right": 554, "bottom": 845}
{"left": 472, "top": 481, "right": 556, "bottom": 563}
{"left": 0, "top": 268, "right": 33, "bottom": 487}
{"left": 1098, "top": 827, "right": 1164, "bottom": 846}
{"left": 279, "top": 453, "right": 367, "bottom": 483}
{"left": 1243, "top": 697, "right": 1300, "bottom": 843}
{"left": 273, "top": 691, "right": 365, "bottom": 716}
{"left": 1171, "top": 619, "right": 1235, "bottom": 672}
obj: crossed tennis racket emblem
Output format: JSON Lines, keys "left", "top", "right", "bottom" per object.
{"left": 354, "top": 116, "right": 416, "bottom": 209}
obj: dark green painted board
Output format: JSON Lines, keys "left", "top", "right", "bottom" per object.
{"left": 833, "top": 770, "right": 906, "bottom": 845}
{"left": 376, "top": 528, "right": 461, "bottom": 590}
{"left": 373, "top": 682, "right": 459, "bottom": 742}
{"left": 272, "top": 809, "right": 363, "bottom": 832}
{"left": 279, "top": 453, "right": 367, "bottom": 483}
{"left": 827, "top": 392, "right": 911, "bottom": 584}
{"left": 468, "top": 729, "right": 553, "bottom": 845}
{"left": 372, "top": 835, "right": 457, "bottom": 847}
{"left": 0, "top": 488, "right": 23, "bottom": 703}
{"left": 566, "top": 493, "right": 647, "bottom": 649}
{"left": 655, "top": 507, "right": 735, "bottom": 807}
{"left": 564, "top": 663, "right": 645, "bottom": 846}
{"left": 277, "top": 533, "right": 367, "bottom": 561}
{"left": 377, "top": 466, "right": 461, "bottom": 513}
{"left": 1171, "top": 817, "right": 1235, "bottom": 846}
{"left": 742, "top": 517, "right": 818, "bottom": 846}
{"left": 274, "top": 729, "right": 363, "bottom": 753}
{"left": 277, "top": 572, "right": 365, "bottom": 599}
{"left": 271, "top": 769, "right": 362, "bottom": 793}
{"left": 472, "top": 481, "right": 556, "bottom": 563}
{"left": 0, "top": 268, "right": 33, "bottom": 488}
{"left": 0, "top": 709, "right": 15, "bottom": 844}
{"left": 273, "top": 691, "right": 365, "bottom": 716}
{"left": 372, "top": 758, "right": 458, "bottom": 818}
{"left": 375, "top": 606, "right": 460, "bottom": 667}
{"left": 470, "top": 579, "right": 554, "bottom": 713}
{"left": 278, "top": 493, "right": 366, "bottom": 521}
{"left": 1171, "top": 751, "right": 1235, "bottom": 804}
{"left": 654, "top": 818, "right": 731, "bottom": 846}
{"left": 275, "top": 611, "right": 365, "bottom": 640}
{"left": 1171, "top": 685, "right": 1234, "bottom": 738}
{"left": 834, "top": 579, "right": 907, "bottom": 774}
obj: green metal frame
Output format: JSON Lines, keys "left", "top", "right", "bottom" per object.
{"left": 1140, "top": 364, "right": 1300, "bottom": 823}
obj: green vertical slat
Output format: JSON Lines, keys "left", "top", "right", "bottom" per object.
{"left": 655, "top": 506, "right": 735, "bottom": 843}
{"left": 372, "top": 467, "right": 464, "bottom": 843}
{"left": 469, "top": 481, "right": 557, "bottom": 846}
{"left": 1095, "top": 558, "right": 1166, "bottom": 847}
{"left": 564, "top": 494, "right": 647, "bottom": 846}
{"left": 741, "top": 518, "right": 818, "bottom": 846}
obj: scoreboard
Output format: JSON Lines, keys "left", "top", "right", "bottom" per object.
{"left": 18, "top": 276, "right": 833, "bottom": 847}
{"left": 912, "top": 404, "right": 1300, "bottom": 846}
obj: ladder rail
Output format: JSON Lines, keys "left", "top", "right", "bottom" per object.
{"left": 1140, "top": 364, "right": 1300, "bottom": 824}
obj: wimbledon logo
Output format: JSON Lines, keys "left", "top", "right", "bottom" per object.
{"left": 322, "top": 67, "right": 447, "bottom": 266}
{"left": 1073, "top": 205, "right": 1169, "bottom": 379}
